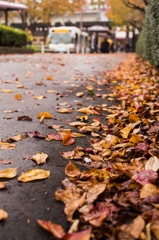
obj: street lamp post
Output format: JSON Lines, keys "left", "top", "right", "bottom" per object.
{"left": 79, "top": 0, "right": 83, "bottom": 53}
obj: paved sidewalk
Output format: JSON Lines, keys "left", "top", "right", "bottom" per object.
{"left": 0, "top": 53, "right": 127, "bottom": 240}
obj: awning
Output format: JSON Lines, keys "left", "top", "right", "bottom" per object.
{"left": 0, "top": 1, "right": 28, "bottom": 10}
{"left": 87, "top": 25, "right": 110, "bottom": 32}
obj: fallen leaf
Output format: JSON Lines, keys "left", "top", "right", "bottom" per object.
{"left": 17, "top": 85, "right": 24, "bottom": 88}
{"left": 17, "top": 116, "right": 32, "bottom": 121}
{"left": 1, "top": 89, "right": 13, "bottom": 93}
{"left": 62, "top": 135, "right": 75, "bottom": 146}
{"left": 6, "top": 133, "right": 24, "bottom": 142}
{"left": 76, "top": 92, "right": 84, "bottom": 97}
{"left": 0, "top": 167, "right": 17, "bottom": 178}
{"left": 14, "top": 94, "right": 22, "bottom": 100}
{"left": 0, "top": 158, "right": 13, "bottom": 164}
{"left": 76, "top": 116, "right": 88, "bottom": 121}
{"left": 76, "top": 108, "right": 93, "bottom": 115}
{"left": 28, "top": 131, "right": 45, "bottom": 138}
{"left": 46, "top": 76, "right": 53, "bottom": 80}
{"left": 18, "top": 169, "right": 50, "bottom": 182}
{"left": 37, "top": 220, "right": 65, "bottom": 239}
{"left": 34, "top": 95, "right": 44, "bottom": 100}
{"left": 36, "top": 112, "right": 52, "bottom": 118}
{"left": 121, "top": 124, "right": 132, "bottom": 138}
{"left": 46, "top": 90, "right": 56, "bottom": 93}
{"left": 32, "top": 153, "right": 48, "bottom": 165}
{"left": 135, "top": 170, "right": 158, "bottom": 185}
{"left": 129, "top": 114, "right": 140, "bottom": 123}
{"left": 145, "top": 156, "right": 159, "bottom": 172}
{"left": 47, "top": 133, "right": 63, "bottom": 141}
{"left": 58, "top": 109, "right": 73, "bottom": 113}
{"left": 0, "top": 209, "right": 8, "bottom": 220}
{"left": 129, "top": 134, "right": 144, "bottom": 143}
{"left": 0, "top": 141, "right": 16, "bottom": 149}
{"left": 65, "top": 161, "right": 81, "bottom": 178}
{"left": 140, "top": 184, "right": 159, "bottom": 199}
{"left": 4, "top": 109, "right": 21, "bottom": 113}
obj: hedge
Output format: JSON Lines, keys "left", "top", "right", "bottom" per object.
{"left": 136, "top": 0, "right": 159, "bottom": 66}
{"left": 0, "top": 25, "right": 27, "bottom": 48}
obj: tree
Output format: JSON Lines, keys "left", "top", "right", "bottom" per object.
{"left": 121, "top": 0, "right": 148, "bottom": 14}
{"left": 11, "top": 0, "right": 83, "bottom": 26}
{"left": 106, "top": 0, "right": 146, "bottom": 31}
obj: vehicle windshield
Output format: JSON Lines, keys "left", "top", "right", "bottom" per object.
{"left": 50, "top": 33, "right": 73, "bottom": 44}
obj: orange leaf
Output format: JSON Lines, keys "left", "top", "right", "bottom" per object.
{"left": 65, "top": 161, "right": 81, "bottom": 178}
{"left": 58, "top": 109, "right": 73, "bottom": 113}
{"left": 129, "top": 134, "right": 144, "bottom": 143}
{"left": 46, "top": 76, "right": 53, "bottom": 80}
{"left": 36, "top": 112, "right": 52, "bottom": 118}
{"left": 37, "top": 220, "right": 65, "bottom": 239}
{"left": 129, "top": 114, "right": 140, "bottom": 123}
{"left": 62, "top": 134, "right": 75, "bottom": 146}
{"left": 14, "top": 94, "right": 22, "bottom": 100}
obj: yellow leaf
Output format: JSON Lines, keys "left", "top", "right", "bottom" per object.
{"left": 0, "top": 168, "right": 17, "bottom": 178}
{"left": 1, "top": 89, "right": 13, "bottom": 93}
{"left": 69, "top": 122, "right": 88, "bottom": 127}
{"left": 17, "top": 85, "right": 24, "bottom": 88}
{"left": 129, "top": 134, "right": 144, "bottom": 143}
{"left": 14, "top": 94, "right": 22, "bottom": 100}
{"left": 76, "top": 108, "right": 93, "bottom": 115}
{"left": 58, "top": 108, "right": 72, "bottom": 113}
{"left": 64, "top": 81, "right": 70, "bottom": 84}
{"left": 0, "top": 209, "right": 8, "bottom": 220}
{"left": 34, "top": 96, "right": 44, "bottom": 100}
{"left": 140, "top": 184, "right": 159, "bottom": 199}
{"left": 129, "top": 114, "right": 140, "bottom": 123}
{"left": 76, "top": 92, "right": 84, "bottom": 97}
{"left": 6, "top": 133, "right": 24, "bottom": 142}
{"left": 121, "top": 124, "right": 132, "bottom": 138}
{"left": 133, "top": 85, "right": 140, "bottom": 90}
{"left": 36, "top": 112, "right": 52, "bottom": 118}
{"left": 0, "top": 141, "right": 16, "bottom": 149}
{"left": 18, "top": 169, "right": 50, "bottom": 182}
{"left": 46, "top": 90, "right": 56, "bottom": 93}
{"left": 32, "top": 153, "right": 48, "bottom": 165}
{"left": 76, "top": 115, "right": 88, "bottom": 121}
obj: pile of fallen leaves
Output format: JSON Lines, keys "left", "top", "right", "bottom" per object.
{"left": 36, "top": 55, "right": 159, "bottom": 240}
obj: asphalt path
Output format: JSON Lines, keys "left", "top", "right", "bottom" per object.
{"left": 0, "top": 53, "right": 127, "bottom": 240}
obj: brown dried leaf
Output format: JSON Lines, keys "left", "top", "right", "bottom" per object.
{"left": 32, "top": 153, "right": 48, "bottom": 165}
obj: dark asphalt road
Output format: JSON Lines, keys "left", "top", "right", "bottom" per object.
{"left": 0, "top": 53, "right": 127, "bottom": 240}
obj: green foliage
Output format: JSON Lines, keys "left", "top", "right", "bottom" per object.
{"left": 136, "top": 0, "right": 159, "bottom": 66}
{"left": 0, "top": 25, "right": 27, "bottom": 47}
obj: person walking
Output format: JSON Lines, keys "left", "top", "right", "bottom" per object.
{"left": 100, "top": 37, "right": 109, "bottom": 53}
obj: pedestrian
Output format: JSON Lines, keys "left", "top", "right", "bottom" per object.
{"left": 125, "top": 40, "right": 130, "bottom": 53}
{"left": 100, "top": 37, "right": 109, "bottom": 53}
{"left": 27, "top": 30, "right": 34, "bottom": 46}
{"left": 91, "top": 33, "right": 95, "bottom": 53}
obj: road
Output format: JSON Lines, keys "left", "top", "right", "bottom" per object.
{"left": 0, "top": 53, "right": 127, "bottom": 240}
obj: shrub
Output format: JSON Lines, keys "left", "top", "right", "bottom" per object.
{"left": 0, "top": 25, "right": 27, "bottom": 47}
{"left": 136, "top": 0, "right": 159, "bottom": 66}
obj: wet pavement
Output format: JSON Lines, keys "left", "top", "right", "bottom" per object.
{"left": 0, "top": 53, "right": 127, "bottom": 240}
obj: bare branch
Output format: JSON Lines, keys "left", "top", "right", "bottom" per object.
{"left": 122, "top": 0, "right": 146, "bottom": 14}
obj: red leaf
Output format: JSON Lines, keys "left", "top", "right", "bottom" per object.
{"left": 135, "top": 170, "right": 158, "bottom": 185}
{"left": 135, "top": 142, "right": 149, "bottom": 151}
{"left": 47, "top": 133, "right": 63, "bottom": 141}
{"left": 28, "top": 131, "right": 45, "bottom": 138}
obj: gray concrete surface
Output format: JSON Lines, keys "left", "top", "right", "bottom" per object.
{"left": 0, "top": 53, "right": 127, "bottom": 240}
